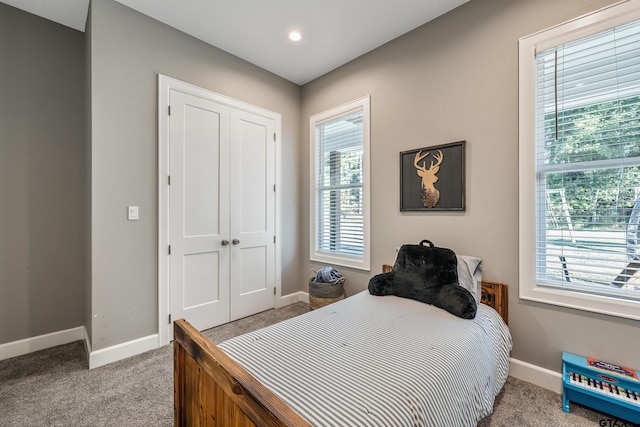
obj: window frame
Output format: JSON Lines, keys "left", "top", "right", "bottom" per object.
{"left": 519, "top": 0, "right": 640, "bottom": 321}
{"left": 309, "top": 96, "right": 371, "bottom": 271}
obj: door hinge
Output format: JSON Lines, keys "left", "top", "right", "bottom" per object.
{"left": 274, "top": 287, "right": 276, "bottom": 295}
{"left": 168, "top": 245, "right": 171, "bottom": 255}
{"left": 273, "top": 133, "right": 276, "bottom": 141}
{"left": 168, "top": 175, "right": 171, "bottom": 185}
{"left": 273, "top": 235, "right": 276, "bottom": 243}
{"left": 273, "top": 184, "right": 276, "bottom": 192}
{"left": 168, "top": 314, "right": 172, "bottom": 324}
{"left": 168, "top": 105, "right": 171, "bottom": 116}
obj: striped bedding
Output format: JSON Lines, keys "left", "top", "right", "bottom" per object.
{"left": 219, "top": 291, "right": 512, "bottom": 427}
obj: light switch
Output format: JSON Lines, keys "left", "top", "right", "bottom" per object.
{"left": 128, "top": 206, "right": 139, "bottom": 221}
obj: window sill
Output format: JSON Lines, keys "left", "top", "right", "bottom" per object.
{"left": 311, "top": 252, "right": 370, "bottom": 272}
{"left": 519, "top": 282, "right": 640, "bottom": 321}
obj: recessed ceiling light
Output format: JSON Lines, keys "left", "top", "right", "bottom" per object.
{"left": 289, "top": 31, "right": 302, "bottom": 42}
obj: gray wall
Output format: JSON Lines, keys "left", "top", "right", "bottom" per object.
{"left": 84, "top": 2, "right": 94, "bottom": 345}
{"left": 302, "top": 0, "right": 640, "bottom": 372}
{"left": 88, "top": 0, "right": 302, "bottom": 350}
{"left": 0, "top": 3, "right": 86, "bottom": 344}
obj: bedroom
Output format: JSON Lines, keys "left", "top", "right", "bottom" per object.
{"left": 1, "top": 0, "right": 640, "bottom": 423}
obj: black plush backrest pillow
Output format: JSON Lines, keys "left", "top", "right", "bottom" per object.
{"left": 368, "top": 240, "right": 477, "bottom": 319}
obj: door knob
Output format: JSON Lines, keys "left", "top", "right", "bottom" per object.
{"left": 232, "top": 238, "right": 240, "bottom": 245}
{"left": 221, "top": 239, "right": 230, "bottom": 246}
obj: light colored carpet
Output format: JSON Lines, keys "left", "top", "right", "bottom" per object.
{"left": 0, "top": 302, "right": 634, "bottom": 426}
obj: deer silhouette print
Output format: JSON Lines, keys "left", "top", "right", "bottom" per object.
{"left": 414, "top": 149, "right": 443, "bottom": 208}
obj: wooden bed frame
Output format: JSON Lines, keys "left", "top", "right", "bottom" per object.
{"left": 174, "top": 273, "right": 508, "bottom": 426}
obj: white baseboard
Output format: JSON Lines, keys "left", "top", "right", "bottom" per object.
{"left": 88, "top": 333, "right": 159, "bottom": 369}
{"left": 88, "top": 292, "right": 310, "bottom": 368}
{"left": 4, "top": 294, "right": 310, "bottom": 367}
{"left": 509, "top": 357, "right": 563, "bottom": 394}
{"left": 0, "top": 326, "right": 85, "bottom": 361}
{"left": 83, "top": 326, "right": 91, "bottom": 364}
{"left": 279, "top": 291, "right": 309, "bottom": 306}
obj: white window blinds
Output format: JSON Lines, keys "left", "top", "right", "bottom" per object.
{"left": 535, "top": 19, "right": 640, "bottom": 299}
{"left": 314, "top": 109, "right": 364, "bottom": 258}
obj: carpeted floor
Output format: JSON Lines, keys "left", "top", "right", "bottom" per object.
{"left": 0, "top": 302, "right": 635, "bottom": 427}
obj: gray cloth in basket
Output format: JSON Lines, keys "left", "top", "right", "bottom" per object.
{"left": 315, "top": 267, "right": 343, "bottom": 284}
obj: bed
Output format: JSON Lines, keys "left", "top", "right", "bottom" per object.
{"left": 174, "top": 270, "right": 510, "bottom": 427}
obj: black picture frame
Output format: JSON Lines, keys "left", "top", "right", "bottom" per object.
{"left": 400, "top": 141, "right": 465, "bottom": 211}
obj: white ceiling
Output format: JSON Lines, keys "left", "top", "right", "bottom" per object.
{"left": 1, "top": 0, "right": 90, "bottom": 32}
{"left": 2, "top": 0, "right": 469, "bottom": 85}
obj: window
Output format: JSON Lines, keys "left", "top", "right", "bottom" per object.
{"left": 519, "top": 1, "right": 640, "bottom": 320}
{"left": 310, "top": 97, "right": 370, "bottom": 271}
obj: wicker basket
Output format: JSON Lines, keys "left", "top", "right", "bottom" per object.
{"left": 308, "top": 271, "right": 345, "bottom": 310}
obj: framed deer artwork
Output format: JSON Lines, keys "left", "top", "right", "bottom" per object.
{"left": 400, "top": 141, "right": 465, "bottom": 211}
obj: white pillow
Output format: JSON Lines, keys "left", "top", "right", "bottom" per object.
{"left": 457, "top": 255, "right": 482, "bottom": 302}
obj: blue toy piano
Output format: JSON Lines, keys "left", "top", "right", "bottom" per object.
{"left": 563, "top": 352, "right": 640, "bottom": 424}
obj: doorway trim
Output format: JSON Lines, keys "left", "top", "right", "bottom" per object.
{"left": 157, "top": 75, "right": 282, "bottom": 346}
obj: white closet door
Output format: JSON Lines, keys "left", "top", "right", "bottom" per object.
{"left": 229, "top": 109, "right": 276, "bottom": 320}
{"left": 169, "top": 90, "right": 230, "bottom": 331}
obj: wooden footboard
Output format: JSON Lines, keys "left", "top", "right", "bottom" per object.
{"left": 173, "top": 319, "right": 310, "bottom": 426}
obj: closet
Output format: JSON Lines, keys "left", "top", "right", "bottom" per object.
{"left": 159, "top": 76, "right": 280, "bottom": 340}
